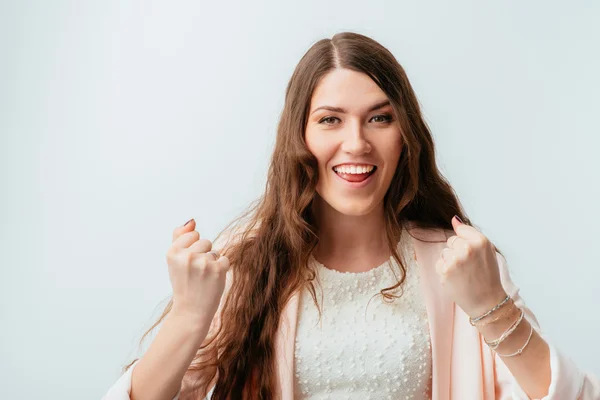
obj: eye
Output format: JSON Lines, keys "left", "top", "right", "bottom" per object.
{"left": 370, "top": 113, "right": 393, "bottom": 123}
{"left": 317, "top": 114, "right": 393, "bottom": 126}
{"left": 318, "top": 116, "right": 340, "bottom": 125}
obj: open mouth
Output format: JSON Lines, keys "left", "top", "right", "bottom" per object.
{"left": 332, "top": 164, "right": 377, "bottom": 183}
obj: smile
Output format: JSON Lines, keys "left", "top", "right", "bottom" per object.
{"left": 332, "top": 163, "right": 377, "bottom": 184}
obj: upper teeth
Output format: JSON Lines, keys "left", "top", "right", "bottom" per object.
{"left": 333, "top": 165, "right": 375, "bottom": 174}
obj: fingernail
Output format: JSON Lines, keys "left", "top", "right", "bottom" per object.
{"left": 454, "top": 215, "right": 463, "bottom": 224}
{"left": 183, "top": 218, "right": 193, "bottom": 227}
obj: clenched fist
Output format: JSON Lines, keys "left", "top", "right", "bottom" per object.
{"left": 435, "top": 216, "right": 507, "bottom": 319}
{"left": 166, "top": 218, "right": 230, "bottom": 324}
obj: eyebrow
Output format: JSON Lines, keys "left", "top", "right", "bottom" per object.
{"left": 310, "top": 99, "right": 391, "bottom": 116}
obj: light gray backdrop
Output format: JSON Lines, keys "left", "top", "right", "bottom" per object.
{"left": 1, "top": 1, "right": 598, "bottom": 398}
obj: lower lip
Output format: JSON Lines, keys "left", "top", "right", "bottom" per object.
{"left": 333, "top": 169, "right": 376, "bottom": 188}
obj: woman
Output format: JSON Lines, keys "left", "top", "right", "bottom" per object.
{"left": 103, "top": 32, "right": 599, "bottom": 399}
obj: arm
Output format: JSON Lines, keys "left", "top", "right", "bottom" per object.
{"left": 103, "top": 270, "right": 232, "bottom": 400}
{"left": 101, "top": 310, "right": 214, "bottom": 400}
{"left": 492, "top": 252, "right": 600, "bottom": 400}
{"left": 129, "top": 311, "right": 213, "bottom": 400}
{"left": 103, "top": 220, "right": 236, "bottom": 400}
{"left": 106, "top": 268, "right": 233, "bottom": 400}
{"left": 102, "top": 271, "right": 233, "bottom": 400}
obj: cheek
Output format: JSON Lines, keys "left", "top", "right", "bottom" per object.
{"left": 380, "top": 132, "right": 403, "bottom": 162}
{"left": 305, "top": 136, "right": 336, "bottom": 196}
{"left": 305, "top": 132, "right": 336, "bottom": 169}
{"left": 304, "top": 129, "right": 319, "bottom": 158}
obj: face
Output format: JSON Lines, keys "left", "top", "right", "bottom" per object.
{"left": 305, "top": 68, "right": 403, "bottom": 217}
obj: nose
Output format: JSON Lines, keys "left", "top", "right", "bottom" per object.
{"left": 340, "top": 123, "right": 372, "bottom": 155}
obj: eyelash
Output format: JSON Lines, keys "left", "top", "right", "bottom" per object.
{"left": 318, "top": 114, "right": 394, "bottom": 125}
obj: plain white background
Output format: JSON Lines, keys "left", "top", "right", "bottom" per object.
{"left": 1, "top": 1, "right": 599, "bottom": 398}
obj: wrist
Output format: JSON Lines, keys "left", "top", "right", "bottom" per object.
{"left": 466, "top": 290, "right": 509, "bottom": 320}
{"left": 476, "top": 304, "right": 521, "bottom": 339}
{"left": 169, "top": 307, "right": 214, "bottom": 336}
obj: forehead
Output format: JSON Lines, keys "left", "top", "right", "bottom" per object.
{"left": 310, "top": 68, "right": 388, "bottom": 111}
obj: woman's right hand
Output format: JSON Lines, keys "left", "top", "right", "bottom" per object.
{"left": 166, "top": 218, "right": 230, "bottom": 324}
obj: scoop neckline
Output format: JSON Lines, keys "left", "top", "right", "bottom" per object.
{"left": 309, "top": 230, "right": 416, "bottom": 276}
{"left": 310, "top": 255, "right": 393, "bottom": 276}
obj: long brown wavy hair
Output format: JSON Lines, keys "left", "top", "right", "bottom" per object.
{"left": 126, "top": 31, "right": 487, "bottom": 399}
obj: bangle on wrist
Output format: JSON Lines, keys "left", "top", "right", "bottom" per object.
{"left": 469, "top": 294, "right": 511, "bottom": 326}
{"left": 473, "top": 300, "right": 515, "bottom": 328}
{"left": 485, "top": 308, "right": 524, "bottom": 350}
{"left": 495, "top": 323, "right": 534, "bottom": 357}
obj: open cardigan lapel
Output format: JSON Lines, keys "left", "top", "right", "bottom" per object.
{"left": 273, "top": 226, "right": 480, "bottom": 400}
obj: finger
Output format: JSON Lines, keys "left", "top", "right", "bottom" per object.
{"left": 440, "top": 247, "right": 456, "bottom": 264}
{"left": 446, "top": 236, "right": 468, "bottom": 253}
{"left": 207, "top": 251, "right": 220, "bottom": 260}
{"left": 216, "top": 255, "right": 231, "bottom": 272}
{"left": 172, "top": 230, "right": 200, "bottom": 249}
{"left": 189, "top": 252, "right": 229, "bottom": 273}
{"left": 189, "top": 251, "right": 220, "bottom": 269}
{"left": 451, "top": 216, "right": 481, "bottom": 240}
{"left": 434, "top": 257, "right": 446, "bottom": 276}
{"left": 172, "top": 219, "right": 196, "bottom": 242}
{"left": 446, "top": 235, "right": 459, "bottom": 248}
{"left": 188, "top": 238, "right": 212, "bottom": 254}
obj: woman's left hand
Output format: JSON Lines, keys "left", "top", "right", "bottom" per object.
{"left": 435, "top": 216, "right": 508, "bottom": 319}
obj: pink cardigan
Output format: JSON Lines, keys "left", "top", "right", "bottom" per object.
{"left": 104, "top": 226, "right": 600, "bottom": 399}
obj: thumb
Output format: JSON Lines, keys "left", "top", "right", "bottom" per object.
{"left": 172, "top": 218, "right": 196, "bottom": 242}
{"left": 451, "top": 215, "right": 463, "bottom": 232}
{"left": 216, "top": 254, "right": 231, "bottom": 272}
{"left": 182, "top": 218, "right": 195, "bottom": 230}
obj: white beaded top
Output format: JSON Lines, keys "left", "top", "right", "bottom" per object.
{"left": 293, "top": 231, "right": 432, "bottom": 399}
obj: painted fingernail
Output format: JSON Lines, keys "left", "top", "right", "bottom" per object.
{"left": 183, "top": 218, "right": 193, "bottom": 227}
{"left": 454, "top": 215, "right": 463, "bottom": 224}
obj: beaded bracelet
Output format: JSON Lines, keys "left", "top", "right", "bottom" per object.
{"left": 469, "top": 294, "right": 511, "bottom": 325}
{"left": 473, "top": 301, "right": 515, "bottom": 328}
{"left": 495, "top": 324, "right": 534, "bottom": 357}
{"left": 485, "top": 308, "right": 524, "bottom": 350}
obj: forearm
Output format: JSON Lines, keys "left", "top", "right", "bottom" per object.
{"left": 130, "top": 311, "right": 212, "bottom": 400}
{"left": 477, "top": 306, "right": 551, "bottom": 398}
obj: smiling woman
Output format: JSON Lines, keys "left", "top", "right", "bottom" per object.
{"left": 103, "top": 32, "right": 600, "bottom": 400}
{"left": 305, "top": 69, "right": 403, "bottom": 217}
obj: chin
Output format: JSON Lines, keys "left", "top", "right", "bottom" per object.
{"left": 329, "top": 199, "right": 378, "bottom": 217}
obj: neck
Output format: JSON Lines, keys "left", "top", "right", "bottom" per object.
{"left": 311, "top": 195, "right": 391, "bottom": 272}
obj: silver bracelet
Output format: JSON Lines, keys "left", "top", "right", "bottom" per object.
{"left": 495, "top": 323, "right": 534, "bottom": 357}
{"left": 469, "top": 294, "right": 511, "bottom": 325}
{"left": 485, "top": 308, "right": 524, "bottom": 349}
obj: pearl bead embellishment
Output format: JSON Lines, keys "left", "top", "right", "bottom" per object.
{"left": 294, "top": 233, "right": 432, "bottom": 399}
